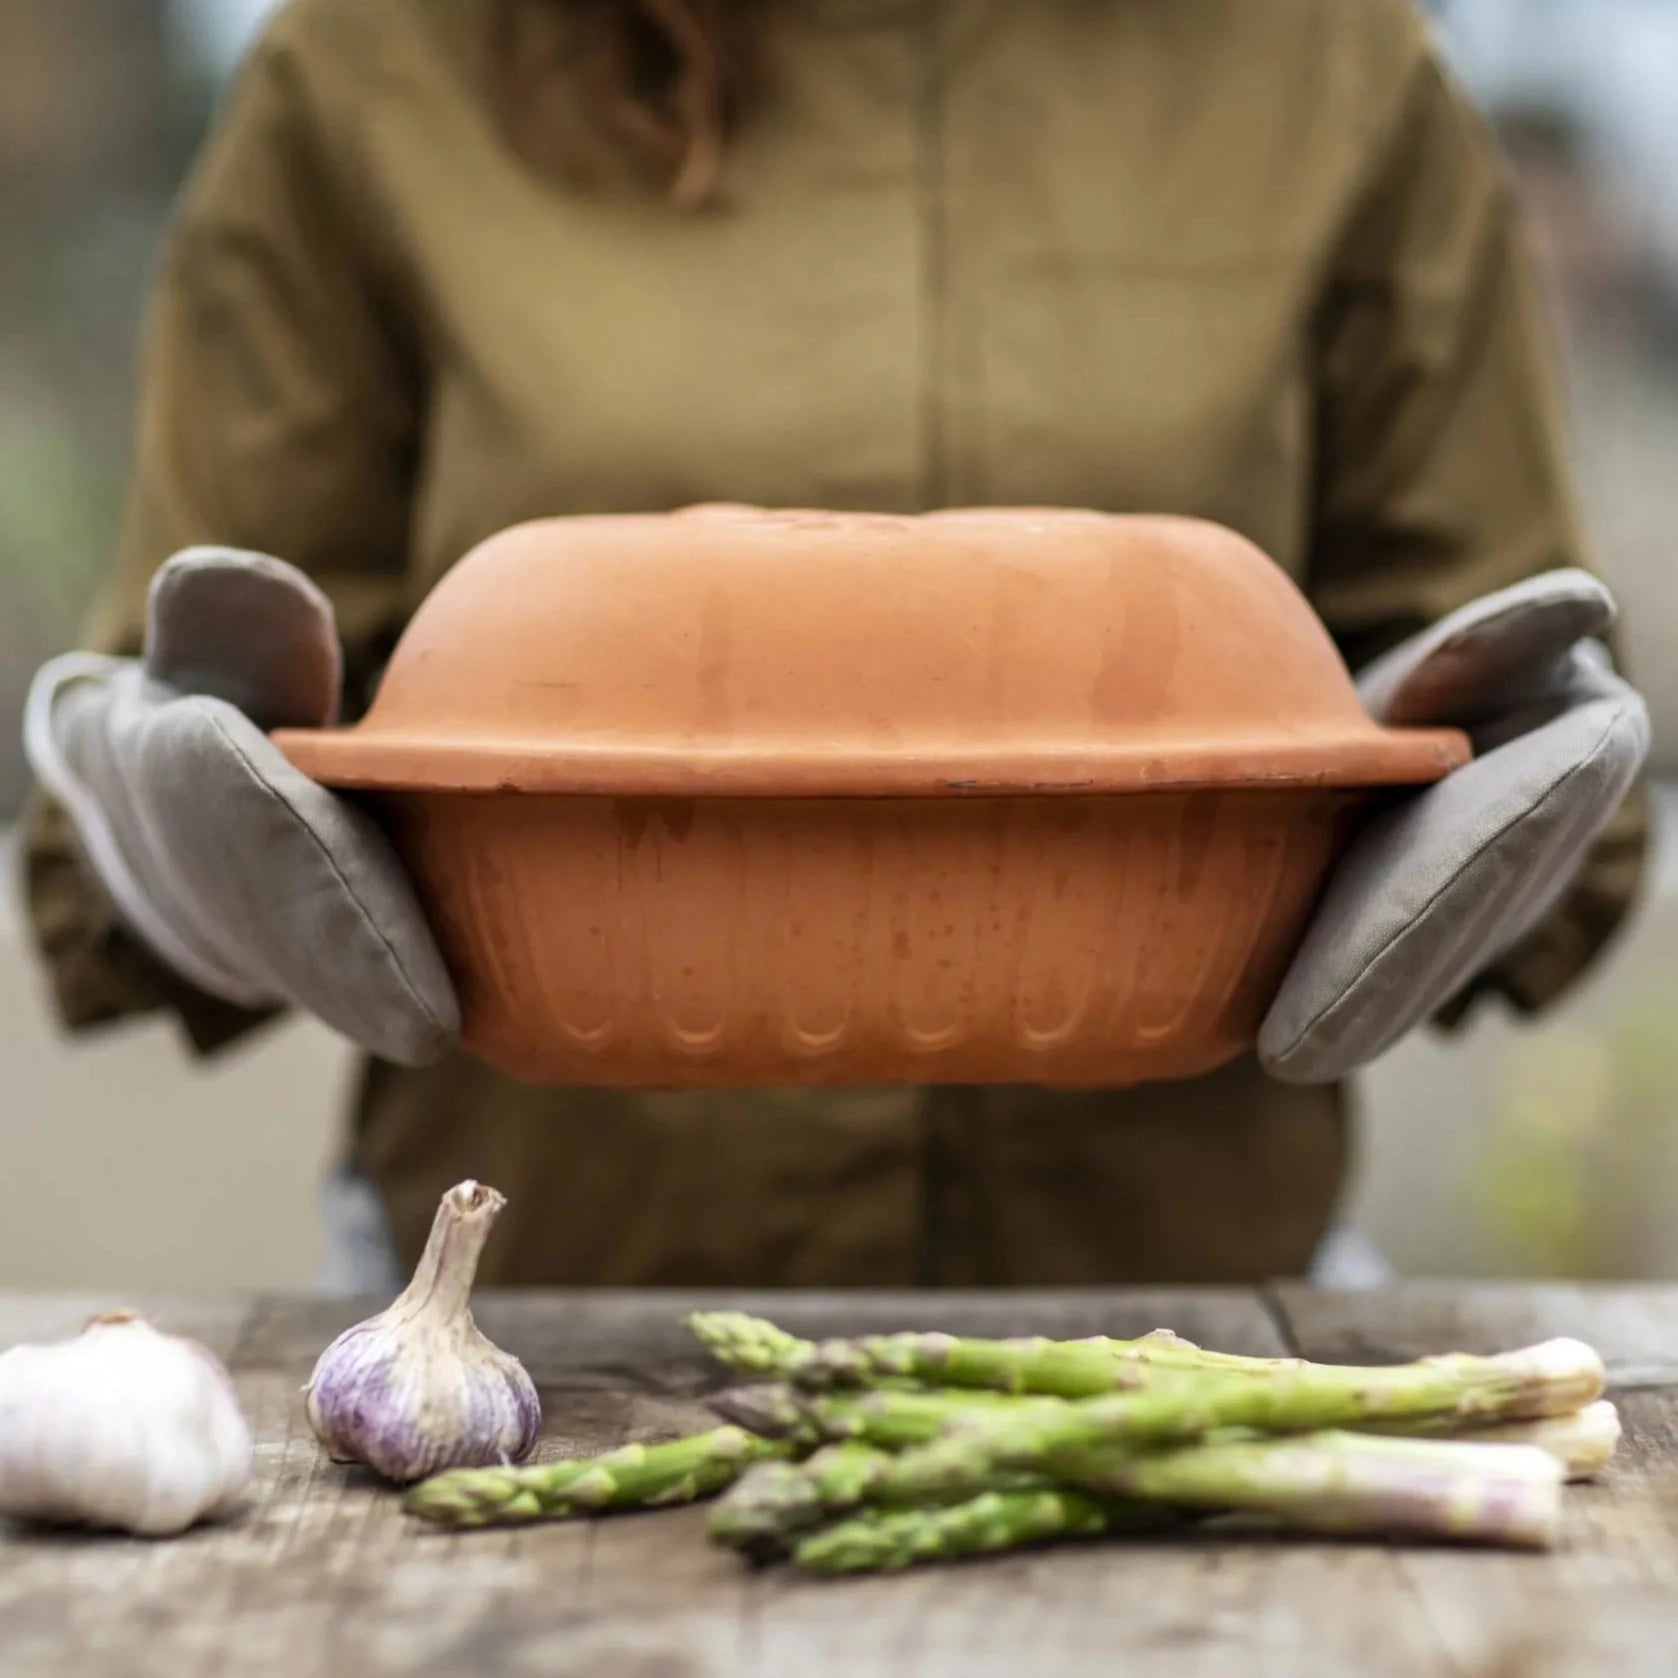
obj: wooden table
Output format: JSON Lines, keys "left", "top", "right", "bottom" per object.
{"left": 3, "top": 1285, "right": 1677, "bottom": 1678}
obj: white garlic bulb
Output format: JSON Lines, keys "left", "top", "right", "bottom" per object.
{"left": 0, "top": 1312, "right": 253, "bottom": 1536}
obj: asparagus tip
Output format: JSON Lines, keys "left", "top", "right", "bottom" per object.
{"left": 686, "top": 1311, "right": 813, "bottom": 1376}
{"left": 403, "top": 1467, "right": 514, "bottom": 1527}
{"left": 706, "top": 1383, "right": 810, "bottom": 1440}
{"left": 707, "top": 1458, "right": 831, "bottom": 1558}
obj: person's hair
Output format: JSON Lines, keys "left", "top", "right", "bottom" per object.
{"left": 484, "top": 0, "right": 765, "bottom": 207}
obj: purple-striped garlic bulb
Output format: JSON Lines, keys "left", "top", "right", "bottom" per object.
{"left": 304, "top": 1181, "right": 540, "bottom": 1484}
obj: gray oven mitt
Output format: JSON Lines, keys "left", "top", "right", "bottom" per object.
{"left": 1259, "top": 570, "right": 1649, "bottom": 1085}
{"left": 23, "top": 549, "right": 457, "bottom": 1065}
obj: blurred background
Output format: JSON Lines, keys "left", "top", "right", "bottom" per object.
{"left": 3, "top": 0, "right": 1678, "bottom": 1290}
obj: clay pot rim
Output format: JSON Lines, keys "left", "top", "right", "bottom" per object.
{"left": 272, "top": 724, "right": 1469, "bottom": 797}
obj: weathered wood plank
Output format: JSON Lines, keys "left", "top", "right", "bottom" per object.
{"left": 3, "top": 1288, "right": 1676, "bottom": 1678}
{"left": 0, "top": 1290, "right": 253, "bottom": 1360}
{"left": 0, "top": 1288, "right": 1281, "bottom": 1678}
{"left": 235, "top": 1287, "right": 1288, "bottom": 1382}
{"left": 749, "top": 1536, "right": 1492, "bottom": 1678}
{"left": 1378, "top": 1452, "right": 1678, "bottom": 1678}
{"left": 1270, "top": 1281, "right": 1678, "bottom": 1385}
{"left": 0, "top": 1368, "right": 602, "bottom": 1678}
{"left": 1273, "top": 1283, "right": 1678, "bottom": 1678}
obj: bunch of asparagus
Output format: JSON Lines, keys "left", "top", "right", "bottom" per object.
{"left": 402, "top": 1313, "right": 1620, "bottom": 1574}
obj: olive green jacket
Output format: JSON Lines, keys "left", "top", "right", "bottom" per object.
{"left": 24, "top": 0, "right": 1647, "bottom": 1285}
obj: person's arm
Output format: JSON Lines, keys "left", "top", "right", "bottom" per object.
{"left": 1307, "top": 0, "right": 1648, "bottom": 1021}
{"left": 23, "top": 3, "right": 420, "bottom": 1054}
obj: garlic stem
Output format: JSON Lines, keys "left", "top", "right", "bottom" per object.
{"left": 389, "top": 1180, "right": 504, "bottom": 1325}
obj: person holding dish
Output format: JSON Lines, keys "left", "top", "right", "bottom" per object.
{"left": 22, "top": 0, "right": 1649, "bottom": 1290}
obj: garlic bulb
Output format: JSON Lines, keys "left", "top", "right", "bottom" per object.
{"left": 0, "top": 1312, "right": 252, "bottom": 1536}
{"left": 304, "top": 1179, "right": 540, "bottom": 1483}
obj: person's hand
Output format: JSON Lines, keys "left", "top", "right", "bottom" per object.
{"left": 1260, "top": 571, "right": 1649, "bottom": 1084}
{"left": 24, "top": 549, "right": 457, "bottom": 1065}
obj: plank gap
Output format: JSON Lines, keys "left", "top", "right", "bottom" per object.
{"left": 1257, "top": 1281, "right": 1304, "bottom": 1358}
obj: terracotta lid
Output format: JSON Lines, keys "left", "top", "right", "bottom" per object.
{"left": 274, "top": 506, "right": 1470, "bottom": 796}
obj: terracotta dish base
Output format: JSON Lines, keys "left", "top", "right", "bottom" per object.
{"left": 370, "top": 787, "right": 1368, "bottom": 1090}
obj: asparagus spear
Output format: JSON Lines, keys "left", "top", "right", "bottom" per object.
{"left": 1098, "top": 1432, "right": 1565, "bottom": 1549}
{"left": 719, "top": 1429, "right": 1563, "bottom": 1555}
{"left": 708, "top": 1438, "right": 1142, "bottom": 1562}
{"left": 708, "top": 1382, "right": 1040, "bottom": 1451}
{"left": 876, "top": 1338, "right": 1604, "bottom": 1501}
{"left": 709, "top": 1382, "right": 1621, "bottom": 1485}
{"left": 760, "top": 1436, "right": 1565, "bottom": 1557}
{"left": 790, "top": 1434, "right": 1565, "bottom": 1564}
{"left": 404, "top": 1426, "right": 788, "bottom": 1528}
{"left": 1357, "top": 1399, "right": 1622, "bottom": 1482}
{"left": 687, "top": 1312, "right": 1277, "bottom": 1395}
{"left": 792, "top": 1487, "right": 1123, "bottom": 1574}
